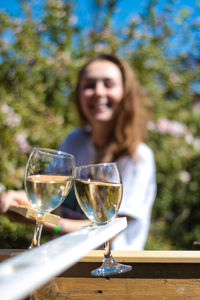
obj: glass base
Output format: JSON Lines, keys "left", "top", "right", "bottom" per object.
{"left": 91, "top": 256, "right": 132, "bottom": 277}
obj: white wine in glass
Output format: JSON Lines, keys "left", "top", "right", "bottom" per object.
{"left": 25, "top": 148, "right": 74, "bottom": 249}
{"left": 74, "top": 162, "right": 132, "bottom": 276}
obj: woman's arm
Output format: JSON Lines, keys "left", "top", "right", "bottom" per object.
{"left": 0, "top": 190, "right": 91, "bottom": 233}
{"left": 0, "top": 190, "right": 30, "bottom": 213}
{"left": 58, "top": 218, "right": 91, "bottom": 233}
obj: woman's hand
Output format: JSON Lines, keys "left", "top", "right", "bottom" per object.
{"left": 0, "top": 190, "right": 30, "bottom": 213}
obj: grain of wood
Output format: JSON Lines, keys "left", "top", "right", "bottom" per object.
{"left": 32, "top": 277, "right": 200, "bottom": 300}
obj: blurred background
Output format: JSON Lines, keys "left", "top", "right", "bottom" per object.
{"left": 0, "top": 0, "right": 200, "bottom": 250}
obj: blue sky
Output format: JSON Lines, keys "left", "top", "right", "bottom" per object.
{"left": 1, "top": 0, "right": 144, "bottom": 16}
{"left": 0, "top": 0, "right": 146, "bottom": 27}
{"left": 0, "top": 0, "right": 199, "bottom": 28}
{"left": 0, "top": 0, "right": 199, "bottom": 57}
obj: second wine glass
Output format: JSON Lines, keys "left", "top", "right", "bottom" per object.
{"left": 24, "top": 147, "right": 74, "bottom": 249}
{"left": 74, "top": 162, "right": 132, "bottom": 276}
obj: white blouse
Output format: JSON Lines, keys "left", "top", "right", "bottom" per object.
{"left": 58, "top": 128, "right": 157, "bottom": 250}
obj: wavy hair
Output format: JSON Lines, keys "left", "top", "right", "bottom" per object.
{"left": 75, "top": 54, "right": 149, "bottom": 162}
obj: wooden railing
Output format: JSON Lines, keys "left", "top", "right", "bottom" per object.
{"left": 1, "top": 219, "right": 200, "bottom": 299}
{"left": 30, "top": 250, "right": 200, "bottom": 300}
{"left": 0, "top": 217, "right": 127, "bottom": 300}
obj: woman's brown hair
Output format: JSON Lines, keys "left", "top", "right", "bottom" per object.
{"left": 75, "top": 54, "right": 149, "bottom": 162}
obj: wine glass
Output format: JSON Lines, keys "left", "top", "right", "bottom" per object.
{"left": 74, "top": 162, "right": 132, "bottom": 277}
{"left": 24, "top": 147, "right": 74, "bottom": 249}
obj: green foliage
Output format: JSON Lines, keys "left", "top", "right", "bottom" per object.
{"left": 0, "top": 215, "right": 34, "bottom": 248}
{"left": 0, "top": 0, "right": 200, "bottom": 249}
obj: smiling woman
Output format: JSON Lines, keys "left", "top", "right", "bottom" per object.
{"left": 56, "top": 54, "right": 157, "bottom": 250}
{"left": 0, "top": 53, "right": 156, "bottom": 251}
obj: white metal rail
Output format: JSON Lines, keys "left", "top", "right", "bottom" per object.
{"left": 0, "top": 217, "right": 127, "bottom": 300}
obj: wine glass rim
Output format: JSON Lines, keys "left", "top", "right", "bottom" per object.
{"left": 76, "top": 162, "right": 117, "bottom": 169}
{"left": 32, "top": 147, "right": 74, "bottom": 159}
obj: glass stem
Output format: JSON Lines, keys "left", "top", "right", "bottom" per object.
{"left": 104, "top": 240, "right": 111, "bottom": 258}
{"left": 29, "top": 219, "right": 44, "bottom": 249}
{"left": 103, "top": 240, "right": 117, "bottom": 265}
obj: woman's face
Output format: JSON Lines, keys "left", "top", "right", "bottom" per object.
{"left": 79, "top": 60, "right": 124, "bottom": 124}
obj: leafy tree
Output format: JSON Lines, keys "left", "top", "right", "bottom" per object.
{"left": 0, "top": 0, "right": 200, "bottom": 249}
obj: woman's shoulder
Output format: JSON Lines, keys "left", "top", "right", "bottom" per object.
{"left": 66, "top": 127, "right": 87, "bottom": 138}
{"left": 137, "top": 142, "right": 154, "bottom": 160}
{"left": 58, "top": 127, "right": 90, "bottom": 151}
{"left": 118, "top": 143, "right": 155, "bottom": 169}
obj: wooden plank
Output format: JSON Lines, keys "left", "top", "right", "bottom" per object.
{"left": 60, "top": 261, "right": 200, "bottom": 279}
{"left": 73, "top": 251, "right": 200, "bottom": 279}
{"left": 9, "top": 205, "right": 60, "bottom": 225}
{"left": 31, "top": 277, "right": 200, "bottom": 300}
{"left": 81, "top": 250, "right": 200, "bottom": 263}
{"left": 2, "top": 249, "right": 200, "bottom": 263}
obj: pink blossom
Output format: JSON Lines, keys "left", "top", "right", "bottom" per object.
{"left": 15, "top": 133, "right": 31, "bottom": 153}
{"left": 156, "top": 118, "right": 170, "bottom": 134}
{"left": 1, "top": 104, "right": 21, "bottom": 127}
{"left": 131, "top": 14, "right": 142, "bottom": 24}
{"left": 5, "top": 112, "right": 21, "bottom": 127}
{"left": 185, "top": 133, "right": 194, "bottom": 145}
{"left": 55, "top": 11, "right": 66, "bottom": 18}
{"left": 1, "top": 103, "right": 11, "bottom": 113}
{"left": 37, "top": 24, "right": 47, "bottom": 32}
{"left": 134, "top": 30, "right": 142, "bottom": 38}
{"left": 94, "top": 43, "right": 107, "bottom": 52}
{"left": 47, "top": 0, "right": 64, "bottom": 8}
{"left": 147, "top": 121, "right": 157, "bottom": 131}
{"left": 149, "top": 117, "right": 199, "bottom": 150}
{"left": 193, "top": 138, "right": 200, "bottom": 150}
{"left": 157, "top": 118, "right": 187, "bottom": 137}
{"left": 179, "top": 171, "right": 191, "bottom": 183}
{"left": 69, "top": 15, "right": 78, "bottom": 25}
{"left": 13, "top": 18, "right": 21, "bottom": 25}
{"left": 0, "top": 183, "right": 6, "bottom": 193}
{"left": 169, "top": 73, "right": 179, "bottom": 84}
